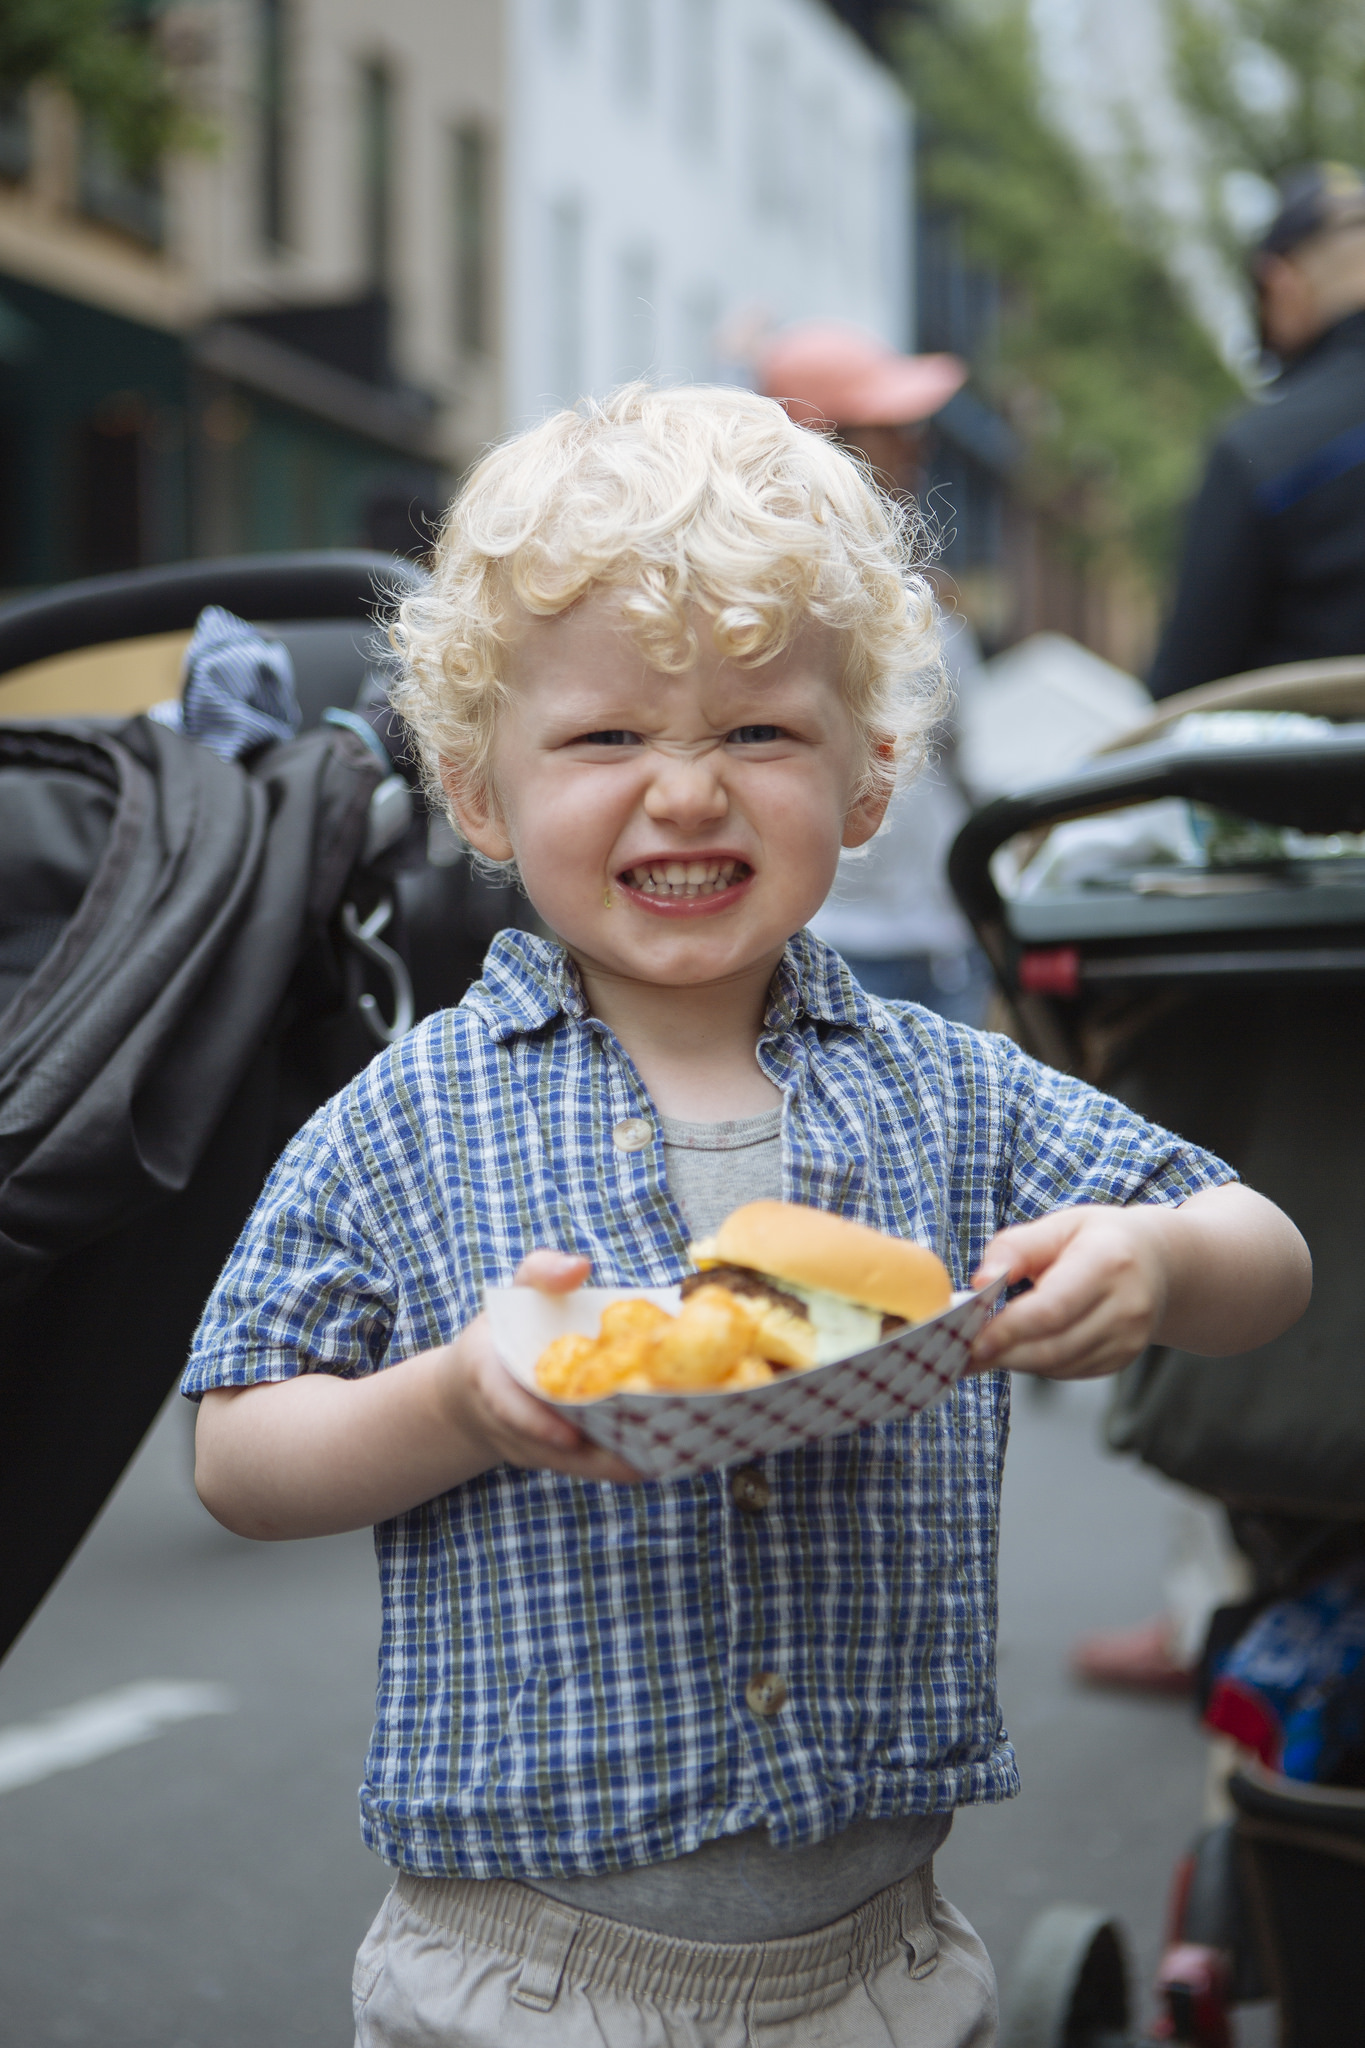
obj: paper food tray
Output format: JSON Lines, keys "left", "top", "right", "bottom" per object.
{"left": 487, "top": 1275, "right": 1007, "bottom": 1478}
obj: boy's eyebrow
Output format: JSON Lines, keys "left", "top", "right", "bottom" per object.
{"left": 541, "top": 668, "right": 830, "bottom": 720}
{"left": 544, "top": 694, "right": 811, "bottom": 741}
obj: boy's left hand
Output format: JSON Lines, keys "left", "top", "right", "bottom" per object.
{"left": 967, "top": 1204, "right": 1170, "bottom": 1380}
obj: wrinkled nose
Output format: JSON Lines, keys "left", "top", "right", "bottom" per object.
{"left": 642, "top": 750, "right": 729, "bottom": 830}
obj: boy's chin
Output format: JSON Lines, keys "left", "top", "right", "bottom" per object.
{"left": 566, "top": 922, "right": 794, "bottom": 988}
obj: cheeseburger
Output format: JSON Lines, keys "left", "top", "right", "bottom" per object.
{"left": 683, "top": 1201, "right": 953, "bottom": 1371}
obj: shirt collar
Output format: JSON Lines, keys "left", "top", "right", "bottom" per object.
{"left": 470, "top": 927, "right": 874, "bottom": 1044}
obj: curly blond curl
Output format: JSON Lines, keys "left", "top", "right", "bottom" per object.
{"left": 390, "top": 382, "right": 947, "bottom": 831}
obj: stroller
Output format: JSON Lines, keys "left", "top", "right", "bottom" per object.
{"left": 0, "top": 552, "right": 522, "bottom": 1663}
{"left": 946, "top": 654, "right": 1365, "bottom": 2046}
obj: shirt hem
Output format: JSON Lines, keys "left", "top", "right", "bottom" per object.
{"left": 360, "top": 1751, "right": 1021, "bottom": 1881}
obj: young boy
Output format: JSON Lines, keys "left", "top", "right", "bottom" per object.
{"left": 186, "top": 386, "right": 1310, "bottom": 2048}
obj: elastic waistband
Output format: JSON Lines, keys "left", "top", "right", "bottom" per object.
{"left": 391, "top": 1859, "right": 941, "bottom": 2017}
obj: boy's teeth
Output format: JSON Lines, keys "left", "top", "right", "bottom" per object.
{"left": 623, "top": 859, "right": 744, "bottom": 898}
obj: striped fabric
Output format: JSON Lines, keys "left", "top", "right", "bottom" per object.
{"left": 184, "top": 930, "right": 1234, "bottom": 1879}
{"left": 156, "top": 606, "right": 300, "bottom": 763}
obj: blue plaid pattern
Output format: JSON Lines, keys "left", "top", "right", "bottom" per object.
{"left": 184, "top": 929, "right": 1234, "bottom": 1878}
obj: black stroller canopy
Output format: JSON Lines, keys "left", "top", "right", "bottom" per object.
{"left": 0, "top": 553, "right": 436, "bottom": 1661}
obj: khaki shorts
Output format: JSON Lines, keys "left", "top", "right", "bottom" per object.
{"left": 353, "top": 1860, "right": 997, "bottom": 2048}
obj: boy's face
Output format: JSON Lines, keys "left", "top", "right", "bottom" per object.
{"left": 446, "top": 592, "right": 888, "bottom": 994}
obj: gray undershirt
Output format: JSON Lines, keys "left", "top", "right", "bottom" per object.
{"left": 521, "top": 1107, "right": 950, "bottom": 1941}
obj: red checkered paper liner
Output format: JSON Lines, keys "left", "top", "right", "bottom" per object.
{"left": 487, "top": 1276, "right": 1007, "bottom": 1478}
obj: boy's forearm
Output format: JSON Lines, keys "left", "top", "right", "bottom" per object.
{"left": 194, "top": 1352, "right": 495, "bottom": 1540}
{"left": 1147, "top": 1181, "right": 1311, "bottom": 1356}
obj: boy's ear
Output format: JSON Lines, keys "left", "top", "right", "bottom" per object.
{"left": 841, "top": 741, "right": 895, "bottom": 849}
{"left": 439, "top": 762, "right": 515, "bottom": 863}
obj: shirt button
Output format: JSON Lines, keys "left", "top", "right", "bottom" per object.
{"left": 745, "top": 1671, "right": 788, "bottom": 1717}
{"left": 612, "top": 1116, "right": 654, "bottom": 1152}
{"left": 730, "top": 1466, "right": 771, "bottom": 1514}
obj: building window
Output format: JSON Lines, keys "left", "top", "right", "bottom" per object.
{"left": 547, "top": 197, "right": 585, "bottom": 404}
{"left": 748, "top": 39, "right": 787, "bottom": 218}
{"left": 614, "top": 0, "right": 652, "bottom": 104}
{"left": 79, "top": 126, "right": 164, "bottom": 246}
{"left": 0, "top": 88, "right": 30, "bottom": 184}
{"left": 676, "top": 0, "right": 716, "bottom": 151}
{"left": 547, "top": 0, "right": 583, "bottom": 42}
{"left": 360, "top": 59, "right": 394, "bottom": 293}
{"left": 75, "top": 394, "right": 147, "bottom": 576}
{"left": 678, "top": 285, "right": 718, "bottom": 383}
{"left": 809, "top": 96, "right": 841, "bottom": 254}
{"left": 614, "top": 245, "right": 656, "bottom": 382}
{"left": 453, "top": 123, "right": 493, "bottom": 357}
{"left": 260, "top": 0, "right": 289, "bottom": 247}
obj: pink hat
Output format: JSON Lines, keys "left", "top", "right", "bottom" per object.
{"left": 757, "top": 321, "right": 967, "bottom": 428}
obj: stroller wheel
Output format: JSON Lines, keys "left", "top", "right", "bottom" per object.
{"left": 1001, "top": 1904, "right": 1132, "bottom": 2048}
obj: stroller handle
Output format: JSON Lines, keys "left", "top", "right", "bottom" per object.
{"left": 0, "top": 550, "right": 427, "bottom": 680}
{"left": 948, "top": 732, "right": 1365, "bottom": 969}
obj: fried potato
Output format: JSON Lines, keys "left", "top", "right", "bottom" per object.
{"left": 534, "top": 1286, "right": 808, "bottom": 1401}
{"left": 535, "top": 1332, "right": 599, "bottom": 1399}
{"left": 649, "top": 1285, "right": 757, "bottom": 1389}
{"left": 747, "top": 1300, "right": 817, "bottom": 1371}
{"left": 717, "top": 1356, "right": 777, "bottom": 1390}
{"left": 598, "top": 1299, "right": 672, "bottom": 1345}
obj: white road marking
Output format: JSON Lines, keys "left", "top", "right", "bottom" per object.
{"left": 0, "top": 1680, "right": 236, "bottom": 1794}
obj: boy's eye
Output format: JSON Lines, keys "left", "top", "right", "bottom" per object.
{"left": 576, "top": 730, "right": 642, "bottom": 747}
{"left": 728, "top": 725, "right": 786, "bottom": 744}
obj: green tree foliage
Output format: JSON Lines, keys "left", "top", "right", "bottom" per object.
{"left": 0, "top": 0, "right": 191, "bottom": 175}
{"left": 894, "top": 1, "right": 1241, "bottom": 575}
{"left": 1168, "top": 0, "right": 1365, "bottom": 249}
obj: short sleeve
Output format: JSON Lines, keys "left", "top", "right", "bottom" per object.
{"left": 181, "top": 1108, "right": 398, "bottom": 1400}
{"left": 995, "top": 1037, "right": 1237, "bottom": 1227}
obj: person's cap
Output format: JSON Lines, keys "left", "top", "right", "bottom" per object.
{"left": 1259, "top": 162, "right": 1365, "bottom": 258}
{"left": 756, "top": 321, "right": 967, "bottom": 428}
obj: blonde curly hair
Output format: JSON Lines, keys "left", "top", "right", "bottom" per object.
{"left": 390, "top": 382, "right": 946, "bottom": 828}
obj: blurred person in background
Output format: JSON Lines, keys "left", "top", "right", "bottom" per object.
{"left": 1150, "top": 163, "right": 1365, "bottom": 700}
{"left": 758, "top": 323, "right": 992, "bottom": 1024}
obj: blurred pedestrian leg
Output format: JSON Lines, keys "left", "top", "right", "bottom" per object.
{"left": 1070, "top": 1491, "right": 1253, "bottom": 1696}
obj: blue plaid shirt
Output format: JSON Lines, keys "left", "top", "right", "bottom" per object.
{"left": 184, "top": 929, "right": 1233, "bottom": 1879}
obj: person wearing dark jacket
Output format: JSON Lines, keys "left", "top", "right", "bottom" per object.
{"left": 1149, "top": 163, "right": 1365, "bottom": 701}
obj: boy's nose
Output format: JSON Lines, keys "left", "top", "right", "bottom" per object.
{"left": 642, "top": 750, "right": 729, "bottom": 828}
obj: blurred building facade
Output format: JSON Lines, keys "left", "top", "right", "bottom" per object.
{"left": 508, "top": 0, "right": 909, "bottom": 415}
{"left": 0, "top": 0, "right": 909, "bottom": 594}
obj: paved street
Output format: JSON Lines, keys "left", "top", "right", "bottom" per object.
{"left": 0, "top": 1375, "right": 1249, "bottom": 2045}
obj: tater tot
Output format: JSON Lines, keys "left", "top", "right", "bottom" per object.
{"left": 534, "top": 1286, "right": 814, "bottom": 1400}
{"left": 562, "top": 1349, "right": 643, "bottom": 1400}
{"left": 598, "top": 1299, "right": 672, "bottom": 1343}
{"left": 536, "top": 1332, "right": 598, "bottom": 1398}
{"left": 596, "top": 1298, "right": 671, "bottom": 1384}
{"left": 748, "top": 1301, "right": 817, "bottom": 1371}
{"left": 650, "top": 1285, "right": 756, "bottom": 1389}
{"left": 718, "top": 1356, "right": 777, "bottom": 1390}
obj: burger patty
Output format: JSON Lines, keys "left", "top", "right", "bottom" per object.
{"left": 681, "top": 1265, "right": 906, "bottom": 1340}
{"left": 679, "top": 1265, "right": 809, "bottom": 1317}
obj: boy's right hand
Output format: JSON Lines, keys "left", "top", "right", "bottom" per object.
{"left": 195, "top": 1251, "right": 639, "bottom": 1542}
{"left": 438, "top": 1250, "right": 642, "bottom": 1485}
